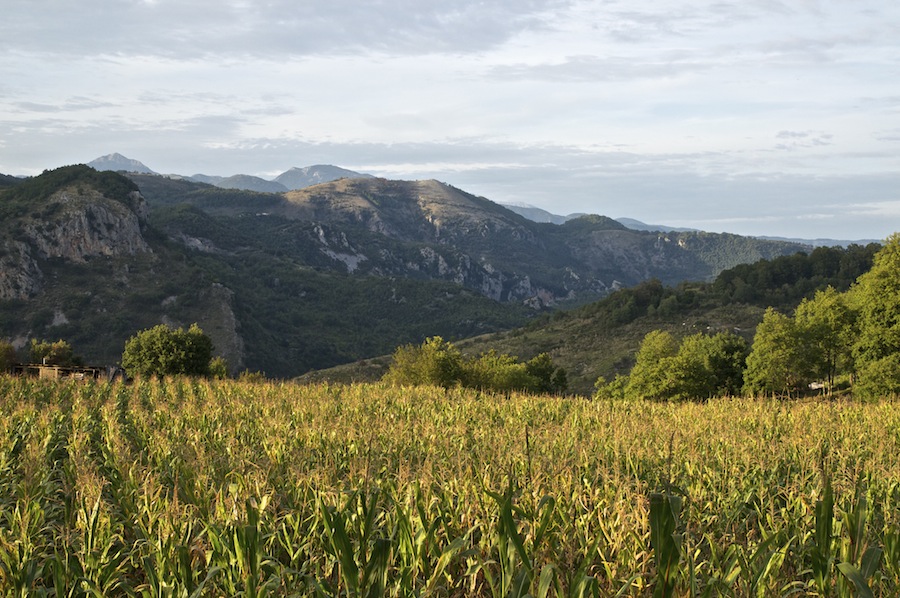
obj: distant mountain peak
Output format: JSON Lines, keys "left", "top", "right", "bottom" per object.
{"left": 274, "top": 165, "right": 373, "bottom": 191}
{"left": 500, "top": 203, "right": 580, "bottom": 225}
{"left": 88, "top": 153, "right": 156, "bottom": 174}
{"left": 615, "top": 217, "right": 697, "bottom": 233}
{"left": 216, "top": 174, "right": 288, "bottom": 193}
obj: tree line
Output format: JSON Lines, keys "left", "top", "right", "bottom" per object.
{"left": 596, "top": 233, "right": 900, "bottom": 400}
{"left": 0, "top": 323, "right": 228, "bottom": 379}
{"left": 383, "top": 336, "right": 568, "bottom": 395}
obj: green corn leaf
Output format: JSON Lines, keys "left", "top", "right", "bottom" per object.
{"left": 361, "top": 537, "right": 390, "bottom": 598}
{"left": 319, "top": 502, "right": 359, "bottom": 594}
{"left": 859, "top": 545, "right": 883, "bottom": 581}
{"left": 534, "top": 495, "right": 556, "bottom": 549}
{"left": 650, "top": 492, "right": 681, "bottom": 598}
{"left": 493, "top": 492, "right": 533, "bottom": 582}
{"left": 537, "top": 563, "right": 557, "bottom": 598}
{"left": 837, "top": 562, "right": 875, "bottom": 598}
{"left": 424, "top": 536, "right": 469, "bottom": 594}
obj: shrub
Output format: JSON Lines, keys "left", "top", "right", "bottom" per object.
{"left": 0, "top": 341, "right": 17, "bottom": 372}
{"left": 29, "top": 339, "right": 81, "bottom": 366}
{"left": 384, "top": 337, "right": 568, "bottom": 395}
{"left": 524, "top": 352, "right": 568, "bottom": 394}
{"left": 854, "top": 355, "right": 900, "bottom": 400}
{"left": 209, "top": 356, "right": 229, "bottom": 379}
{"left": 383, "top": 336, "right": 464, "bottom": 388}
{"left": 465, "top": 350, "right": 537, "bottom": 393}
{"left": 122, "top": 323, "right": 214, "bottom": 378}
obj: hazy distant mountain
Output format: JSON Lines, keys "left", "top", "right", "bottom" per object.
{"left": 216, "top": 174, "right": 288, "bottom": 193}
{"left": 756, "top": 235, "right": 881, "bottom": 248}
{"left": 0, "top": 173, "right": 23, "bottom": 189}
{"left": 188, "top": 174, "right": 226, "bottom": 186}
{"left": 504, "top": 207, "right": 696, "bottom": 233}
{"left": 88, "top": 155, "right": 372, "bottom": 193}
{"left": 500, "top": 202, "right": 583, "bottom": 224}
{"left": 274, "top": 165, "right": 373, "bottom": 190}
{"left": 616, "top": 217, "right": 697, "bottom": 233}
{"left": 88, "top": 153, "right": 156, "bottom": 174}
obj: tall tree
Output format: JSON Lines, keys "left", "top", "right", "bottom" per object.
{"left": 851, "top": 233, "right": 900, "bottom": 398}
{"left": 698, "top": 332, "right": 749, "bottom": 398}
{"left": 122, "top": 323, "right": 214, "bottom": 379}
{"left": 383, "top": 336, "right": 463, "bottom": 388}
{"left": 794, "top": 286, "right": 855, "bottom": 394}
{"left": 625, "top": 330, "right": 679, "bottom": 401}
{"left": 0, "top": 341, "right": 17, "bottom": 372}
{"left": 29, "top": 339, "right": 81, "bottom": 367}
{"left": 743, "top": 308, "right": 812, "bottom": 397}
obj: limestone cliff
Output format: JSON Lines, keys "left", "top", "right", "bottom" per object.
{"left": 0, "top": 183, "right": 151, "bottom": 299}
{"left": 196, "top": 283, "right": 245, "bottom": 373}
{"left": 0, "top": 241, "right": 43, "bottom": 300}
{"left": 24, "top": 188, "right": 150, "bottom": 262}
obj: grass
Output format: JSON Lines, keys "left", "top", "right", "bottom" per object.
{"left": 0, "top": 376, "right": 899, "bottom": 595}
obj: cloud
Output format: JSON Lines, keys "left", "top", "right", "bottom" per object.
{"left": 773, "top": 130, "right": 834, "bottom": 151}
{"left": 489, "top": 54, "right": 711, "bottom": 83}
{"left": 10, "top": 96, "right": 116, "bottom": 113}
{"left": 1, "top": 0, "right": 573, "bottom": 59}
{"left": 776, "top": 131, "right": 810, "bottom": 139}
{"left": 875, "top": 127, "right": 900, "bottom": 142}
{"left": 845, "top": 200, "right": 900, "bottom": 218}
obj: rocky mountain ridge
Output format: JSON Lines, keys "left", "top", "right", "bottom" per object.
{"left": 0, "top": 165, "right": 809, "bottom": 377}
{"left": 0, "top": 170, "right": 151, "bottom": 300}
{"left": 131, "top": 172, "right": 809, "bottom": 308}
{"left": 87, "top": 153, "right": 156, "bottom": 174}
{"left": 88, "top": 153, "right": 372, "bottom": 193}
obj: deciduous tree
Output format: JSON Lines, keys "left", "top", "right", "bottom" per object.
{"left": 794, "top": 286, "right": 855, "bottom": 394}
{"left": 743, "top": 308, "right": 812, "bottom": 397}
{"left": 625, "top": 330, "right": 678, "bottom": 400}
{"left": 0, "top": 341, "right": 17, "bottom": 372}
{"left": 29, "top": 339, "right": 81, "bottom": 366}
{"left": 851, "top": 233, "right": 900, "bottom": 398}
{"left": 122, "top": 323, "right": 214, "bottom": 378}
{"left": 383, "top": 336, "right": 463, "bottom": 388}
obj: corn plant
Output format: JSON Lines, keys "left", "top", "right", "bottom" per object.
{"left": 0, "top": 378, "right": 899, "bottom": 595}
{"left": 835, "top": 485, "right": 882, "bottom": 598}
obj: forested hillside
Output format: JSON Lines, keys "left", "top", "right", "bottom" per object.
{"left": 597, "top": 237, "right": 898, "bottom": 401}
{"left": 0, "top": 166, "right": 528, "bottom": 376}
{"left": 306, "top": 243, "right": 882, "bottom": 393}
{"left": 1, "top": 165, "right": 810, "bottom": 378}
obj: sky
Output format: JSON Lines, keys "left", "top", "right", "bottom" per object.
{"left": 1, "top": 0, "right": 898, "bottom": 240}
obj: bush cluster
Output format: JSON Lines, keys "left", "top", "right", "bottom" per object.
{"left": 29, "top": 339, "right": 82, "bottom": 367}
{"left": 383, "top": 336, "right": 567, "bottom": 394}
{"left": 121, "top": 323, "right": 215, "bottom": 379}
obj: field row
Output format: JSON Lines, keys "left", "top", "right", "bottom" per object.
{"left": 0, "top": 377, "right": 899, "bottom": 595}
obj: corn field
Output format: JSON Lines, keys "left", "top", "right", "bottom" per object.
{"left": 0, "top": 377, "right": 899, "bottom": 596}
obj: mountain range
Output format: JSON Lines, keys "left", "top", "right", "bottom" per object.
{"left": 87, "top": 153, "right": 373, "bottom": 193}
{"left": 498, "top": 204, "right": 877, "bottom": 247}
{"left": 87, "top": 154, "right": 876, "bottom": 248}
{"left": 0, "top": 158, "right": 814, "bottom": 378}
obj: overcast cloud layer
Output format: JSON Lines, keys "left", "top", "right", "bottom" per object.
{"left": 2, "top": 0, "right": 898, "bottom": 239}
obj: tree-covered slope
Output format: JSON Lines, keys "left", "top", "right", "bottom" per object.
{"left": 305, "top": 244, "right": 881, "bottom": 393}
{"left": 0, "top": 165, "right": 817, "bottom": 379}
{"left": 133, "top": 173, "right": 809, "bottom": 306}
{"left": 0, "top": 173, "right": 23, "bottom": 189}
{"left": 0, "top": 166, "right": 529, "bottom": 376}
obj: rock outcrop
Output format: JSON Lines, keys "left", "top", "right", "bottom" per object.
{"left": 196, "top": 284, "right": 245, "bottom": 372}
{"left": 0, "top": 184, "right": 151, "bottom": 299}
{"left": 24, "top": 189, "right": 150, "bottom": 262}
{"left": 0, "top": 241, "right": 43, "bottom": 300}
